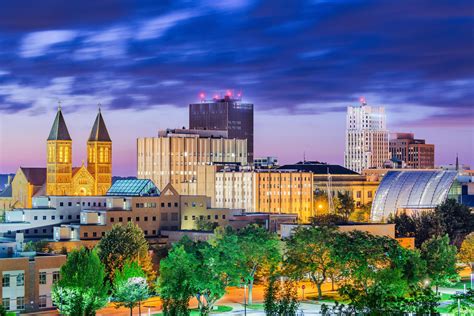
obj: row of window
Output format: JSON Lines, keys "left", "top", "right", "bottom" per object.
{"left": 2, "top": 271, "right": 59, "bottom": 288}
{"left": 83, "top": 227, "right": 178, "bottom": 238}
{"left": 34, "top": 214, "right": 79, "bottom": 221}
{"left": 183, "top": 214, "right": 226, "bottom": 221}
{"left": 2, "top": 297, "right": 25, "bottom": 310}
{"left": 59, "top": 201, "right": 104, "bottom": 207}
{"left": 110, "top": 213, "right": 179, "bottom": 224}
{"left": 135, "top": 202, "right": 179, "bottom": 208}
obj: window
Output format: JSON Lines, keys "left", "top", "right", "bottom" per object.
{"left": 207, "top": 215, "right": 211, "bottom": 220}
{"left": 128, "top": 217, "right": 131, "bottom": 222}
{"left": 17, "top": 296, "right": 25, "bottom": 310}
{"left": 161, "top": 202, "right": 165, "bottom": 207}
{"left": 167, "top": 202, "right": 171, "bottom": 207}
{"left": 39, "top": 295, "right": 47, "bottom": 308}
{"left": 43, "top": 229, "right": 47, "bottom": 233}
{"left": 192, "top": 215, "right": 196, "bottom": 220}
{"left": 68, "top": 215, "right": 72, "bottom": 220}
{"left": 199, "top": 215, "right": 204, "bottom": 220}
{"left": 51, "top": 215, "right": 55, "bottom": 220}
{"left": 60, "top": 202, "right": 64, "bottom": 207}
{"left": 184, "top": 216, "right": 188, "bottom": 220}
{"left": 17, "top": 273, "right": 24, "bottom": 286}
{"left": 110, "top": 217, "right": 115, "bottom": 222}
{"left": 135, "top": 217, "right": 140, "bottom": 222}
{"left": 152, "top": 216, "right": 156, "bottom": 221}
{"left": 53, "top": 271, "right": 60, "bottom": 283}
{"left": 356, "top": 191, "right": 361, "bottom": 198}
{"left": 144, "top": 230, "right": 148, "bottom": 235}
{"left": 34, "top": 216, "right": 38, "bottom": 220}
{"left": 84, "top": 232, "right": 89, "bottom": 238}
{"left": 152, "top": 230, "right": 156, "bottom": 235}
{"left": 174, "top": 202, "right": 178, "bottom": 207}
{"left": 68, "top": 202, "right": 72, "bottom": 206}
{"left": 93, "top": 232, "right": 97, "bottom": 237}
{"left": 60, "top": 215, "right": 64, "bottom": 220}
{"left": 119, "top": 217, "right": 123, "bottom": 222}
{"left": 2, "top": 274, "right": 10, "bottom": 287}
{"left": 43, "top": 216, "right": 47, "bottom": 220}
{"left": 144, "top": 216, "right": 148, "bottom": 222}
{"left": 222, "top": 215, "right": 226, "bottom": 219}
{"left": 368, "top": 191, "right": 373, "bottom": 198}
{"left": 76, "top": 215, "right": 80, "bottom": 219}
{"left": 39, "top": 272, "right": 47, "bottom": 284}
{"left": 102, "top": 232, "right": 105, "bottom": 237}
{"left": 2, "top": 298, "right": 9, "bottom": 310}
{"left": 171, "top": 213, "right": 178, "bottom": 221}
{"left": 214, "top": 215, "right": 218, "bottom": 220}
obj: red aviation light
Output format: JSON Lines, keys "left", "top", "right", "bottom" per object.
{"left": 226, "top": 90, "right": 232, "bottom": 97}
{"left": 199, "top": 92, "right": 205, "bottom": 100}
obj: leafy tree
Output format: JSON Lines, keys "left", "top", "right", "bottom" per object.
{"left": 309, "top": 213, "right": 347, "bottom": 226}
{"left": 0, "top": 304, "right": 6, "bottom": 316}
{"left": 194, "top": 217, "right": 218, "bottom": 231}
{"left": 51, "top": 247, "right": 109, "bottom": 316}
{"left": 284, "top": 226, "right": 339, "bottom": 300}
{"left": 458, "top": 233, "right": 474, "bottom": 272}
{"left": 235, "top": 225, "right": 281, "bottom": 304}
{"left": 335, "top": 191, "right": 355, "bottom": 221}
{"left": 420, "top": 234, "right": 459, "bottom": 293}
{"left": 448, "top": 289, "right": 474, "bottom": 314}
{"left": 436, "top": 199, "right": 474, "bottom": 247}
{"left": 332, "top": 231, "right": 428, "bottom": 313}
{"left": 113, "top": 261, "right": 149, "bottom": 316}
{"left": 158, "top": 245, "right": 197, "bottom": 316}
{"left": 23, "top": 240, "right": 53, "bottom": 253}
{"left": 97, "top": 222, "right": 155, "bottom": 283}
{"left": 264, "top": 273, "right": 299, "bottom": 316}
{"left": 352, "top": 202, "right": 371, "bottom": 222}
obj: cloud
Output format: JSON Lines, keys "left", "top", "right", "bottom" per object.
{"left": 136, "top": 11, "right": 197, "bottom": 40}
{"left": 20, "top": 30, "right": 78, "bottom": 58}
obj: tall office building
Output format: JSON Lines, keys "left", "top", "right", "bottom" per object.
{"left": 189, "top": 95, "right": 254, "bottom": 163}
{"left": 344, "top": 100, "right": 389, "bottom": 173}
{"left": 389, "top": 133, "right": 435, "bottom": 169}
{"left": 137, "top": 128, "right": 247, "bottom": 193}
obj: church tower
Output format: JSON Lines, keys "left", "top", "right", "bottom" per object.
{"left": 87, "top": 108, "right": 112, "bottom": 195}
{"left": 46, "top": 105, "right": 72, "bottom": 195}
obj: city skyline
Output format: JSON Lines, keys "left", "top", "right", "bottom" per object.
{"left": 1, "top": 0, "right": 473, "bottom": 175}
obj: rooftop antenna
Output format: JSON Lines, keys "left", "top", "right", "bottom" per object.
{"left": 303, "top": 151, "right": 306, "bottom": 163}
{"left": 98, "top": 102, "right": 101, "bottom": 112}
{"left": 456, "top": 153, "right": 459, "bottom": 171}
{"left": 57, "top": 100, "right": 62, "bottom": 111}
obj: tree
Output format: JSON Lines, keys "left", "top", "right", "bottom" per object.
{"left": 113, "top": 261, "right": 149, "bottom": 316}
{"left": 448, "top": 289, "right": 474, "bottom": 314}
{"left": 264, "top": 273, "right": 299, "bottom": 316}
{"left": 335, "top": 191, "right": 355, "bottom": 221}
{"left": 458, "top": 233, "right": 474, "bottom": 272}
{"left": 51, "top": 247, "right": 109, "bottom": 316}
{"left": 194, "top": 217, "right": 218, "bottom": 231}
{"left": 352, "top": 202, "right": 371, "bottom": 222}
{"left": 97, "top": 222, "right": 155, "bottom": 283}
{"left": 436, "top": 199, "right": 474, "bottom": 247}
{"left": 235, "top": 225, "right": 281, "bottom": 305}
{"left": 309, "top": 213, "right": 347, "bottom": 226}
{"left": 332, "top": 230, "right": 429, "bottom": 313}
{"left": 284, "top": 226, "right": 339, "bottom": 300}
{"left": 420, "top": 235, "right": 459, "bottom": 293}
{"left": 158, "top": 245, "right": 197, "bottom": 316}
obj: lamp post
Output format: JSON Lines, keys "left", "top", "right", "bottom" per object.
{"left": 244, "top": 282, "right": 247, "bottom": 316}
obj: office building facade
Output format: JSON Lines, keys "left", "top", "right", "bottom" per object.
{"left": 389, "top": 133, "right": 435, "bottom": 169}
{"left": 189, "top": 96, "right": 254, "bottom": 163}
{"left": 344, "top": 101, "right": 389, "bottom": 173}
{"left": 137, "top": 129, "right": 247, "bottom": 193}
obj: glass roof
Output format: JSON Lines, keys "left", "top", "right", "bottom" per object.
{"left": 371, "top": 170, "right": 457, "bottom": 222}
{"left": 106, "top": 179, "right": 160, "bottom": 196}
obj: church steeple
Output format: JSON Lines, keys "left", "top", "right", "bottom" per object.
{"left": 88, "top": 106, "right": 111, "bottom": 142}
{"left": 87, "top": 106, "right": 112, "bottom": 195}
{"left": 48, "top": 104, "right": 71, "bottom": 141}
{"left": 46, "top": 104, "right": 72, "bottom": 196}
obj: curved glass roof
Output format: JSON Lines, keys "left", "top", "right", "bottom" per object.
{"left": 106, "top": 179, "right": 160, "bottom": 196}
{"left": 371, "top": 170, "right": 457, "bottom": 222}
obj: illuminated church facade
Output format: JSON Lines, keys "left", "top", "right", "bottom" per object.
{"left": 46, "top": 106, "right": 113, "bottom": 196}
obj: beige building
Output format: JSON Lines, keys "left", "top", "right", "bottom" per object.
{"left": 0, "top": 253, "right": 66, "bottom": 312}
{"left": 137, "top": 129, "right": 247, "bottom": 193}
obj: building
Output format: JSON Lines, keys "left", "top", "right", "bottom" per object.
{"left": 279, "top": 162, "right": 379, "bottom": 212}
{"left": 389, "top": 133, "right": 434, "bottom": 168}
{"left": 46, "top": 106, "right": 112, "bottom": 196}
{"left": 0, "top": 107, "right": 113, "bottom": 212}
{"left": 189, "top": 95, "right": 254, "bottom": 163}
{"left": 137, "top": 129, "right": 247, "bottom": 193}
{"left": 370, "top": 170, "right": 460, "bottom": 222}
{"left": 344, "top": 100, "right": 389, "bottom": 173}
{"left": 254, "top": 157, "right": 279, "bottom": 169}
{"left": 0, "top": 237, "right": 66, "bottom": 313}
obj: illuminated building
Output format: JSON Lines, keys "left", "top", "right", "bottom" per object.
{"left": 344, "top": 99, "right": 389, "bottom": 173}
{"left": 0, "top": 107, "right": 112, "bottom": 211}
{"left": 189, "top": 94, "right": 254, "bottom": 163}
{"left": 137, "top": 128, "right": 247, "bottom": 194}
{"left": 254, "top": 156, "right": 279, "bottom": 169}
{"left": 389, "top": 133, "right": 435, "bottom": 169}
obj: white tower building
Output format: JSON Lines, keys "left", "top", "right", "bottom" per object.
{"left": 344, "top": 98, "right": 389, "bottom": 173}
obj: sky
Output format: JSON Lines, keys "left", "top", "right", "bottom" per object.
{"left": 0, "top": 0, "right": 473, "bottom": 176}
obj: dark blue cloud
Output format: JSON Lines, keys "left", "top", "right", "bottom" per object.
{"left": 0, "top": 0, "right": 472, "bottom": 124}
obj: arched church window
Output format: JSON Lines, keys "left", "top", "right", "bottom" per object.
{"left": 105, "top": 147, "right": 109, "bottom": 162}
{"left": 59, "top": 147, "right": 63, "bottom": 162}
{"left": 64, "top": 146, "right": 69, "bottom": 163}
{"left": 100, "top": 148, "right": 104, "bottom": 163}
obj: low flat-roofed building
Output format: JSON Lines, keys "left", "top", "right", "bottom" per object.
{"left": 0, "top": 240, "right": 66, "bottom": 313}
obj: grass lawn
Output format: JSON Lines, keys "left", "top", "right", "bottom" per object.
{"left": 450, "top": 278, "right": 472, "bottom": 290}
{"left": 246, "top": 303, "right": 265, "bottom": 310}
{"left": 153, "top": 305, "right": 233, "bottom": 315}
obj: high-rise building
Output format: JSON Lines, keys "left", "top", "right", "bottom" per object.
{"left": 344, "top": 100, "right": 389, "bottom": 173}
{"left": 137, "top": 128, "right": 247, "bottom": 193}
{"left": 189, "top": 95, "right": 254, "bottom": 163}
{"left": 389, "top": 133, "right": 434, "bottom": 169}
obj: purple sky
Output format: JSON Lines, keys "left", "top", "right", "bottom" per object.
{"left": 0, "top": 0, "right": 473, "bottom": 176}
